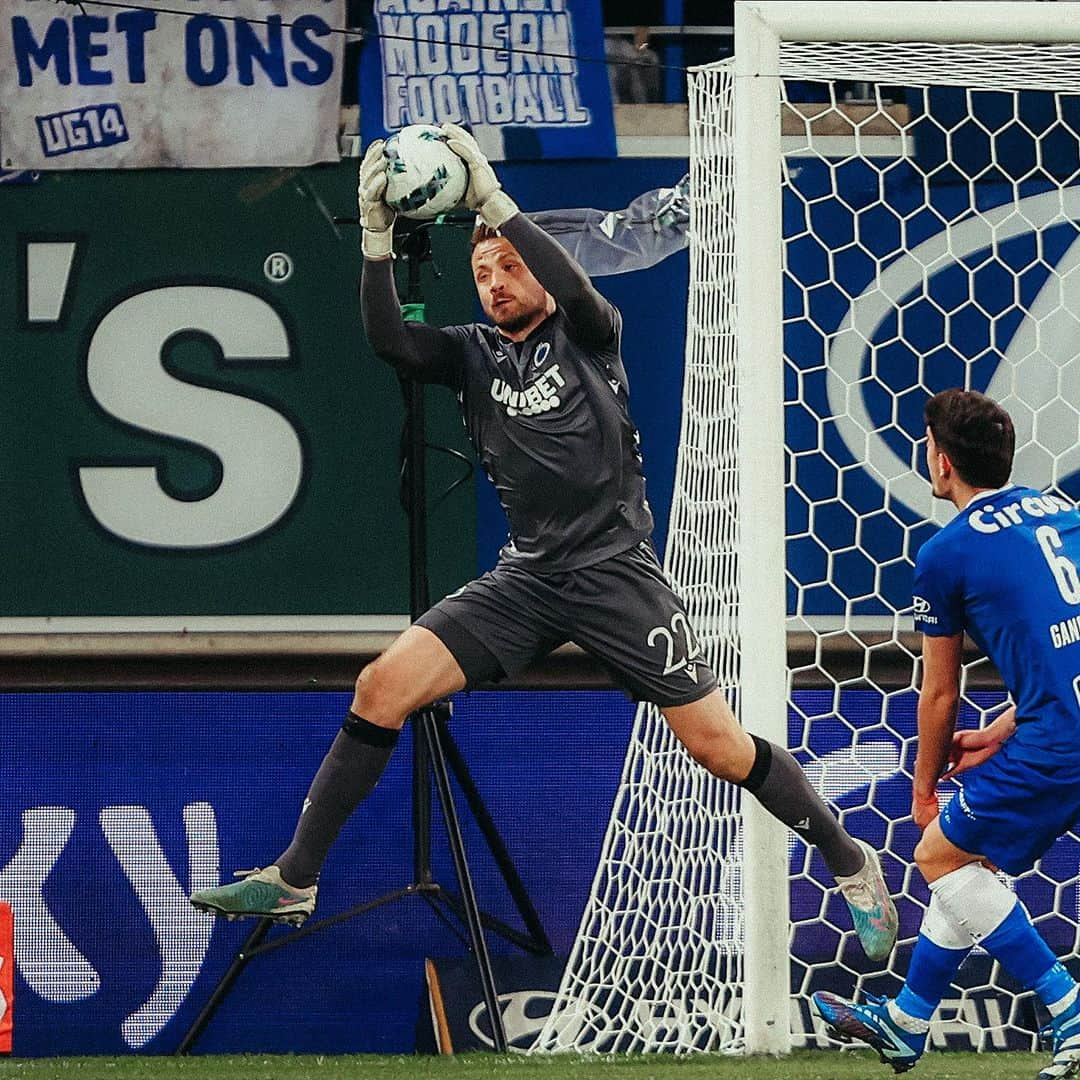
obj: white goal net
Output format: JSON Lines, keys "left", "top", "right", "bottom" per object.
{"left": 538, "top": 3, "right": 1080, "bottom": 1057}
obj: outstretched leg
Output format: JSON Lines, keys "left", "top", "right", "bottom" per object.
{"left": 190, "top": 626, "right": 468, "bottom": 924}
{"left": 662, "top": 689, "right": 897, "bottom": 961}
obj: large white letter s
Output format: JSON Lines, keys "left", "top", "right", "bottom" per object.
{"left": 79, "top": 286, "right": 303, "bottom": 548}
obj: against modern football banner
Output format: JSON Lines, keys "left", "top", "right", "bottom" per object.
{"left": 0, "top": 0, "right": 345, "bottom": 169}
{"left": 359, "top": 0, "right": 616, "bottom": 160}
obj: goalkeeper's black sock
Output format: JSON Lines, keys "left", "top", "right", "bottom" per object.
{"left": 739, "top": 735, "right": 863, "bottom": 878}
{"left": 275, "top": 712, "right": 399, "bottom": 889}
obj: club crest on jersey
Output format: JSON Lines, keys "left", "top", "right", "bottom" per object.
{"left": 490, "top": 363, "right": 566, "bottom": 417}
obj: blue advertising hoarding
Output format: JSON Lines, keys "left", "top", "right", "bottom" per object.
{"left": 4, "top": 687, "right": 1074, "bottom": 1055}
{"left": 1, "top": 690, "right": 630, "bottom": 1055}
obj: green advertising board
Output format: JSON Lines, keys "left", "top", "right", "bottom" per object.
{"left": 0, "top": 163, "right": 477, "bottom": 624}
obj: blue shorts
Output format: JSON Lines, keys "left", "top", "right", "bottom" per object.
{"left": 939, "top": 741, "right": 1080, "bottom": 875}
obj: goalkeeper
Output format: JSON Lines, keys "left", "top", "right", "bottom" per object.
{"left": 191, "top": 129, "right": 896, "bottom": 964}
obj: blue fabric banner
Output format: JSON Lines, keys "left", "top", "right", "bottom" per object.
{"left": 359, "top": 0, "right": 616, "bottom": 160}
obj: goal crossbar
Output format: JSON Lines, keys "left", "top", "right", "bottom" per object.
{"left": 739, "top": 1, "right": 1080, "bottom": 45}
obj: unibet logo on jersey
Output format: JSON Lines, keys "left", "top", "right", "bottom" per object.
{"left": 489, "top": 363, "right": 567, "bottom": 417}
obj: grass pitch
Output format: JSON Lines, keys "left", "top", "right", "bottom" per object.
{"left": 0, "top": 1052, "right": 1052, "bottom": 1080}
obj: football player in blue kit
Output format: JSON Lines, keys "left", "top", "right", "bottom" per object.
{"left": 814, "top": 389, "right": 1080, "bottom": 1080}
{"left": 191, "top": 128, "right": 898, "bottom": 965}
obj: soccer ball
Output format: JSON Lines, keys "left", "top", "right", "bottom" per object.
{"left": 383, "top": 125, "right": 469, "bottom": 220}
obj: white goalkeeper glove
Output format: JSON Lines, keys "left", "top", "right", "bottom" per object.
{"left": 358, "top": 139, "right": 395, "bottom": 260}
{"left": 440, "top": 123, "right": 519, "bottom": 230}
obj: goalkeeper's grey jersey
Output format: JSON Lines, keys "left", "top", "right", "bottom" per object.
{"left": 361, "top": 212, "right": 655, "bottom": 572}
{"left": 441, "top": 306, "right": 653, "bottom": 571}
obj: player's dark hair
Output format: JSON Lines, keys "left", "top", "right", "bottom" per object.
{"left": 924, "top": 389, "right": 1015, "bottom": 488}
{"left": 470, "top": 222, "right": 502, "bottom": 248}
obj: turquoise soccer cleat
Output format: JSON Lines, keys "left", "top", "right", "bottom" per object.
{"left": 839, "top": 839, "right": 899, "bottom": 962}
{"left": 190, "top": 865, "right": 316, "bottom": 927}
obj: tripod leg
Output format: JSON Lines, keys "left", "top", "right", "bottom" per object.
{"left": 412, "top": 708, "right": 434, "bottom": 886}
{"left": 421, "top": 708, "right": 509, "bottom": 1053}
{"left": 438, "top": 717, "right": 553, "bottom": 956}
{"left": 174, "top": 917, "right": 273, "bottom": 1055}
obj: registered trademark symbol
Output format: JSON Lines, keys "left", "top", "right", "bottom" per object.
{"left": 263, "top": 252, "right": 293, "bottom": 283}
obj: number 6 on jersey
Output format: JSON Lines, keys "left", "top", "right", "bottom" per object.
{"left": 1036, "top": 525, "right": 1080, "bottom": 604}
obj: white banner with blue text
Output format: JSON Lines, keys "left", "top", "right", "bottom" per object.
{"left": 0, "top": 0, "right": 345, "bottom": 169}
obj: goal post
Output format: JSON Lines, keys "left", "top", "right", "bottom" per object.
{"left": 537, "top": 1, "right": 1080, "bottom": 1058}
{"left": 730, "top": 2, "right": 1080, "bottom": 1054}
{"left": 733, "top": 1, "right": 790, "bottom": 1057}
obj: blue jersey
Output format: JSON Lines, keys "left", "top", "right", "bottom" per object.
{"left": 913, "top": 485, "right": 1080, "bottom": 765}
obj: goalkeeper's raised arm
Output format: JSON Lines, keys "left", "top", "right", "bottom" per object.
{"left": 441, "top": 123, "right": 616, "bottom": 348}
{"left": 357, "top": 138, "right": 463, "bottom": 387}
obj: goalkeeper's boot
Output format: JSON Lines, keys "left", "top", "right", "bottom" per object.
{"left": 190, "top": 866, "right": 316, "bottom": 927}
{"left": 812, "top": 991, "right": 926, "bottom": 1073}
{"left": 1038, "top": 993, "right": 1080, "bottom": 1080}
{"left": 838, "top": 839, "right": 898, "bottom": 962}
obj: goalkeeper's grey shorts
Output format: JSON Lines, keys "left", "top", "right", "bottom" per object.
{"left": 416, "top": 539, "right": 718, "bottom": 708}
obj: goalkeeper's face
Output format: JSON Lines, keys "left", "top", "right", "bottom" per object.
{"left": 471, "top": 237, "right": 552, "bottom": 335}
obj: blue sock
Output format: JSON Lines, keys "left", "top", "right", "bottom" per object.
{"left": 897, "top": 933, "right": 968, "bottom": 1020}
{"left": 1033, "top": 962, "right": 1077, "bottom": 1010}
{"left": 981, "top": 903, "right": 1073, "bottom": 1001}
